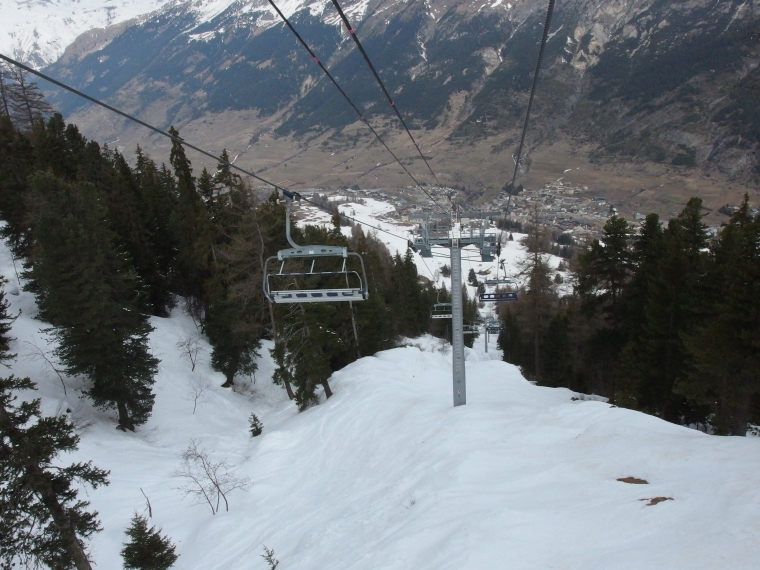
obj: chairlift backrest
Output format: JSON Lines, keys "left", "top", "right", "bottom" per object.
{"left": 263, "top": 196, "right": 369, "bottom": 304}
{"left": 430, "top": 302, "right": 453, "bottom": 319}
{"left": 480, "top": 291, "right": 518, "bottom": 302}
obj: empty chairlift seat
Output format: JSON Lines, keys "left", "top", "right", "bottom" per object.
{"left": 263, "top": 193, "right": 369, "bottom": 304}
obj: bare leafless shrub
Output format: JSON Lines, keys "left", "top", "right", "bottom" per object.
{"left": 173, "top": 440, "right": 250, "bottom": 514}
{"left": 176, "top": 334, "right": 203, "bottom": 371}
{"left": 184, "top": 374, "right": 209, "bottom": 414}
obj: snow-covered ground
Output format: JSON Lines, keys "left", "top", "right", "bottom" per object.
{"left": 3, "top": 226, "right": 760, "bottom": 569}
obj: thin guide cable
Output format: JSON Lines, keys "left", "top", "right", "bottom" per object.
{"left": 502, "top": 0, "right": 556, "bottom": 219}
{"left": 266, "top": 0, "right": 448, "bottom": 215}
{"left": 0, "top": 53, "right": 418, "bottom": 243}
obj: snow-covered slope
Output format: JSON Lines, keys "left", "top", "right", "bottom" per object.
{"left": 1, "top": 0, "right": 369, "bottom": 67}
{"left": 2, "top": 0, "right": 174, "bottom": 66}
{"left": 2, "top": 235, "right": 760, "bottom": 569}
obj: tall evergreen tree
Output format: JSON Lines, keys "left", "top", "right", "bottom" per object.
{"left": 514, "top": 207, "right": 556, "bottom": 383}
{"left": 27, "top": 173, "right": 159, "bottom": 430}
{"left": 677, "top": 196, "right": 760, "bottom": 435}
{"left": 624, "top": 198, "right": 710, "bottom": 422}
{"left": 575, "top": 215, "right": 634, "bottom": 399}
{"left": 168, "top": 127, "right": 212, "bottom": 315}
{"left": 577, "top": 215, "right": 633, "bottom": 325}
{"left": 0, "top": 376, "right": 109, "bottom": 570}
{"left": 0, "top": 114, "right": 35, "bottom": 257}
{"left": 205, "top": 171, "right": 263, "bottom": 388}
{"left": 617, "top": 214, "right": 665, "bottom": 407}
{"left": 0, "top": 275, "right": 14, "bottom": 366}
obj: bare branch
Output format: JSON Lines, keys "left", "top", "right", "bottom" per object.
{"left": 176, "top": 334, "right": 203, "bottom": 371}
{"left": 172, "top": 440, "right": 251, "bottom": 514}
{"left": 139, "top": 488, "right": 153, "bottom": 518}
{"left": 23, "top": 340, "right": 67, "bottom": 395}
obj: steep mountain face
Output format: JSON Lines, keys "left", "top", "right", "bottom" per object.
{"left": 44, "top": 0, "right": 760, "bottom": 197}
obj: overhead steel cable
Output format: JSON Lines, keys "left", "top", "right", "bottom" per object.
{"left": 0, "top": 54, "right": 292, "bottom": 194}
{"left": 329, "top": 0, "right": 445, "bottom": 193}
{"left": 0, "top": 52, "right": 421, "bottom": 246}
{"left": 500, "top": 0, "right": 556, "bottom": 230}
{"left": 265, "top": 0, "right": 448, "bottom": 216}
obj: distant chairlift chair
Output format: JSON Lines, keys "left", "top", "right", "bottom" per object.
{"left": 480, "top": 259, "right": 518, "bottom": 302}
{"left": 263, "top": 194, "right": 369, "bottom": 304}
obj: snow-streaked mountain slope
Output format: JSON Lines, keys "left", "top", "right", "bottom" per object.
{"left": 2, "top": 0, "right": 175, "bottom": 66}
{"left": 2, "top": 235, "right": 760, "bottom": 569}
{"left": 1, "top": 0, "right": 371, "bottom": 67}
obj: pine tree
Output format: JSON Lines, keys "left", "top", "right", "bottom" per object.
{"left": 0, "top": 276, "right": 15, "bottom": 366}
{"left": 134, "top": 147, "right": 178, "bottom": 313}
{"left": 616, "top": 214, "right": 665, "bottom": 407}
{"left": 513, "top": 207, "right": 556, "bottom": 383}
{"left": 0, "top": 114, "right": 35, "bottom": 257}
{"left": 575, "top": 215, "right": 634, "bottom": 399}
{"left": 577, "top": 215, "right": 633, "bottom": 324}
{"left": 26, "top": 173, "right": 159, "bottom": 430}
{"left": 248, "top": 413, "right": 263, "bottom": 437}
{"left": 497, "top": 307, "right": 523, "bottom": 366}
{"left": 121, "top": 514, "right": 178, "bottom": 570}
{"left": 168, "top": 126, "right": 213, "bottom": 314}
{"left": 625, "top": 198, "right": 710, "bottom": 422}
{"left": 676, "top": 196, "right": 760, "bottom": 435}
{"left": 102, "top": 149, "right": 174, "bottom": 316}
{"left": 0, "top": 376, "right": 109, "bottom": 570}
{"left": 351, "top": 226, "right": 395, "bottom": 356}
{"left": 205, "top": 160, "right": 263, "bottom": 388}
{"left": 5, "top": 66, "right": 53, "bottom": 130}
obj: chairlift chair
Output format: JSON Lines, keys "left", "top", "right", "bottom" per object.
{"left": 480, "top": 260, "right": 519, "bottom": 301}
{"left": 484, "top": 317, "right": 503, "bottom": 334}
{"left": 463, "top": 324, "right": 479, "bottom": 335}
{"left": 484, "top": 260, "right": 512, "bottom": 286}
{"left": 430, "top": 303, "right": 453, "bottom": 319}
{"left": 263, "top": 195, "right": 369, "bottom": 304}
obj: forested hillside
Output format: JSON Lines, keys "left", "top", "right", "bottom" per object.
{"left": 497, "top": 200, "right": 760, "bottom": 436}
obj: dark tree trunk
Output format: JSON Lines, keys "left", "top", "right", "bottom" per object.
{"left": 730, "top": 393, "right": 750, "bottom": 436}
{"left": 269, "top": 301, "right": 295, "bottom": 400}
{"left": 321, "top": 380, "right": 333, "bottom": 399}
{"left": 116, "top": 400, "right": 135, "bottom": 432}
{"left": 284, "top": 377, "right": 295, "bottom": 400}
{"left": 37, "top": 481, "right": 94, "bottom": 570}
{"left": 221, "top": 371, "right": 234, "bottom": 388}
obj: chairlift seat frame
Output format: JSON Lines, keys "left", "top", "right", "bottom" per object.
{"left": 263, "top": 196, "right": 369, "bottom": 304}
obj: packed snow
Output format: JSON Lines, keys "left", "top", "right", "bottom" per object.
{"left": 2, "top": 227, "right": 760, "bottom": 569}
